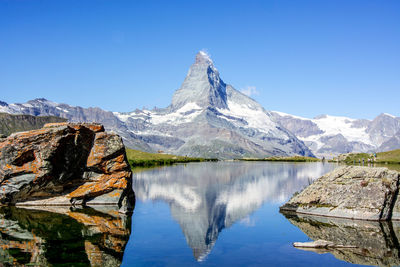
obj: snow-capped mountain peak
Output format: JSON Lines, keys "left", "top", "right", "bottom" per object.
{"left": 112, "top": 52, "right": 314, "bottom": 158}
{"left": 171, "top": 51, "right": 227, "bottom": 110}
{"left": 195, "top": 50, "right": 213, "bottom": 65}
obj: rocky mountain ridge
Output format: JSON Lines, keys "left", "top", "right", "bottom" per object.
{"left": 272, "top": 111, "right": 400, "bottom": 157}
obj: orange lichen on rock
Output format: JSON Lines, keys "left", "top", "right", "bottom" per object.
{"left": 69, "top": 171, "right": 130, "bottom": 199}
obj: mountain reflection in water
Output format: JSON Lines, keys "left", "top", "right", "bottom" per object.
{"left": 132, "top": 161, "right": 336, "bottom": 261}
{"left": 282, "top": 211, "right": 400, "bottom": 266}
{"left": 0, "top": 206, "right": 131, "bottom": 266}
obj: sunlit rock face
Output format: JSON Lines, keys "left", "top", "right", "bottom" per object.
{"left": 0, "top": 206, "right": 131, "bottom": 266}
{"left": 133, "top": 161, "right": 336, "bottom": 261}
{"left": 282, "top": 212, "right": 400, "bottom": 266}
{"left": 280, "top": 166, "right": 400, "bottom": 220}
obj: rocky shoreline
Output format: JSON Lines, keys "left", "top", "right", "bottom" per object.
{"left": 0, "top": 123, "right": 134, "bottom": 213}
{"left": 280, "top": 166, "right": 400, "bottom": 221}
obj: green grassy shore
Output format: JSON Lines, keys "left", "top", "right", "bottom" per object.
{"left": 126, "top": 148, "right": 217, "bottom": 167}
{"left": 332, "top": 149, "right": 400, "bottom": 165}
{"left": 240, "top": 156, "right": 321, "bottom": 162}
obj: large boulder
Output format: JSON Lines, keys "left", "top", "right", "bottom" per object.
{"left": 280, "top": 166, "right": 400, "bottom": 220}
{"left": 0, "top": 122, "right": 134, "bottom": 213}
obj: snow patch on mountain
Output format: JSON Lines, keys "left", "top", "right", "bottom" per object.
{"left": 115, "top": 102, "right": 203, "bottom": 126}
{"left": 309, "top": 115, "right": 373, "bottom": 146}
{"left": 150, "top": 103, "right": 202, "bottom": 125}
{"left": 273, "top": 111, "right": 400, "bottom": 157}
{"left": 218, "top": 100, "right": 283, "bottom": 138}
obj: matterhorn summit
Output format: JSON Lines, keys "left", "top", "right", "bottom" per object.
{"left": 113, "top": 51, "right": 314, "bottom": 158}
{"left": 171, "top": 51, "right": 228, "bottom": 110}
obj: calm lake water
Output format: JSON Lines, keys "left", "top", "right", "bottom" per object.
{"left": 122, "top": 161, "right": 357, "bottom": 266}
{"left": 3, "top": 161, "right": 399, "bottom": 266}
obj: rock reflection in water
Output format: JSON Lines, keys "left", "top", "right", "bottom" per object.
{"left": 0, "top": 206, "right": 131, "bottom": 266}
{"left": 282, "top": 211, "right": 400, "bottom": 266}
{"left": 133, "top": 161, "right": 336, "bottom": 261}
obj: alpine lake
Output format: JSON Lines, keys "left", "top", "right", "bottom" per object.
{"left": 2, "top": 161, "right": 400, "bottom": 266}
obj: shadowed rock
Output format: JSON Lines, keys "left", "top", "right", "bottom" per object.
{"left": 0, "top": 123, "right": 134, "bottom": 213}
{"left": 0, "top": 206, "right": 131, "bottom": 266}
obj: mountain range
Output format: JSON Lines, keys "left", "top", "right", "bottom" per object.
{"left": 1, "top": 51, "right": 399, "bottom": 158}
{"left": 271, "top": 111, "right": 400, "bottom": 157}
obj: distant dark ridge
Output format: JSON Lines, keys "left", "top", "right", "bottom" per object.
{"left": 0, "top": 112, "right": 67, "bottom": 137}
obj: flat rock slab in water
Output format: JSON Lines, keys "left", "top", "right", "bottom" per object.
{"left": 293, "top": 239, "right": 357, "bottom": 249}
{"left": 280, "top": 166, "right": 400, "bottom": 220}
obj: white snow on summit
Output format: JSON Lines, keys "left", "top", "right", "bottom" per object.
{"left": 383, "top": 113, "right": 396, "bottom": 118}
{"left": 114, "top": 102, "right": 203, "bottom": 126}
{"left": 198, "top": 50, "right": 212, "bottom": 63}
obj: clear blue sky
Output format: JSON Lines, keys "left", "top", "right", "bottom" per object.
{"left": 1, "top": 0, "right": 399, "bottom": 119}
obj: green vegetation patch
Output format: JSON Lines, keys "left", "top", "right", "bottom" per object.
{"left": 0, "top": 112, "right": 66, "bottom": 137}
{"left": 334, "top": 149, "right": 400, "bottom": 165}
{"left": 126, "top": 148, "right": 217, "bottom": 168}
{"left": 240, "top": 156, "right": 320, "bottom": 162}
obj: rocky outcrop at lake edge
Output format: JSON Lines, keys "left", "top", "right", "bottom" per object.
{"left": 0, "top": 122, "right": 134, "bottom": 213}
{"left": 280, "top": 166, "right": 400, "bottom": 220}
